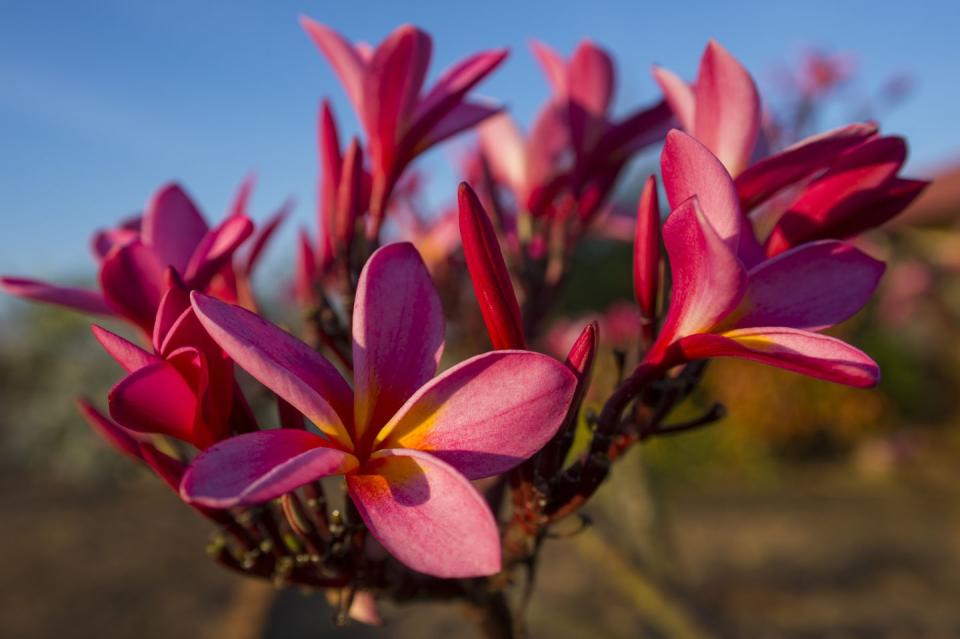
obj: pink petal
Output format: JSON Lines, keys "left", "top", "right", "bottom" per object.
{"left": 568, "top": 40, "right": 615, "bottom": 116}
{"left": 181, "top": 429, "right": 358, "bottom": 508}
{"left": 242, "top": 198, "right": 293, "bottom": 276}
{"left": 730, "top": 241, "right": 885, "bottom": 331}
{"left": 99, "top": 239, "right": 167, "bottom": 331}
{"left": 184, "top": 215, "right": 254, "bottom": 291}
{"left": 765, "top": 136, "right": 909, "bottom": 254}
{"left": 77, "top": 398, "right": 146, "bottom": 461}
{"left": 651, "top": 65, "right": 695, "bottom": 131}
{"left": 347, "top": 448, "right": 500, "bottom": 577}
{"left": 633, "top": 175, "right": 661, "bottom": 323}
{"left": 375, "top": 350, "right": 576, "bottom": 479}
{"left": 478, "top": 113, "right": 527, "bottom": 194}
{"left": 228, "top": 173, "right": 256, "bottom": 219}
{"left": 412, "top": 49, "right": 509, "bottom": 135}
{"left": 91, "top": 225, "right": 140, "bottom": 262}
{"left": 152, "top": 272, "right": 191, "bottom": 351}
{"left": 736, "top": 122, "right": 879, "bottom": 211}
{"left": 661, "top": 130, "right": 743, "bottom": 250}
{"left": 300, "top": 18, "right": 367, "bottom": 119}
{"left": 108, "top": 359, "right": 199, "bottom": 443}
{"left": 139, "top": 443, "right": 188, "bottom": 493}
{"left": 92, "top": 324, "right": 158, "bottom": 372}
{"left": 458, "top": 183, "right": 526, "bottom": 350}
{"left": 692, "top": 40, "right": 761, "bottom": 175}
{"left": 529, "top": 40, "right": 568, "bottom": 95}
{"left": 352, "top": 243, "right": 444, "bottom": 446}
{"left": 141, "top": 183, "right": 210, "bottom": 275}
{"left": 415, "top": 101, "right": 502, "bottom": 152}
{"left": 294, "top": 228, "right": 318, "bottom": 306}
{"left": 655, "top": 197, "right": 746, "bottom": 350}
{"left": 191, "top": 292, "right": 354, "bottom": 447}
{"left": 678, "top": 327, "right": 879, "bottom": 387}
{"left": 334, "top": 138, "right": 364, "bottom": 251}
{"left": 596, "top": 99, "right": 673, "bottom": 159}
{"left": 0, "top": 277, "right": 115, "bottom": 316}
{"left": 318, "top": 100, "right": 344, "bottom": 238}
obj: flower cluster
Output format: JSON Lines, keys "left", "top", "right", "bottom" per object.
{"left": 2, "top": 17, "right": 927, "bottom": 632}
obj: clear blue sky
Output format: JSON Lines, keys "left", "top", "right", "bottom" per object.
{"left": 1, "top": 0, "right": 957, "bottom": 284}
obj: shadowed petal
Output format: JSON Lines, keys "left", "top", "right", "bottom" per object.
{"left": 375, "top": 350, "right": 577, "bottom": 479}
{"left": 99, "top": 239, "right": 167, "bottom": 331}
{"left": 633, "top": 175, "right": 661, "bottom": 325}
{"left": 661, "top": 130, "right": 742, "bottom": 250}
{"left": 412, "top": 49, "right": 509, "bottom": 135}
{"left": 108, "top": 359, "right": 199, "bottom": 443}
{"left": 0, "top": 277, "right": 115, "bottom": 316}
{"left": 142, "top": 183, "right": 209, "bottom": 274}
{"left": 692, "top": 40, "right": 761, "bottom": 175}
{"left": 352, "top": 243, "right": 444, "bottom": 445}
{"left": 181, "top": 429, "right": 358, "bottom": 508}
{"left": 678, "top": 327, "right": 879, "bottom": 387}
{"left": 347, "top": 448, "right": 500, "bottom": 577}
{"left": 92, "top": 324, "right": 158, "bottom": 372}
{"left": 415, "top": 101, "right": 502, "bottom": 152}
{"left": 191, "top": 292, "right": 354, "bottom": 447}
{"left": 729, "top": 241, "right": 885, "bottom": 331}
{"left": 77, "top": 398, "right": 146, "bottom": 462}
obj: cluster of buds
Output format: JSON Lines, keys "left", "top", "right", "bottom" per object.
{"left": 1, "top": 17, "right": 927, "bottom": 636}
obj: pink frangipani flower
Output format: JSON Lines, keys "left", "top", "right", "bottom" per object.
{"left": 181, "top": 242, "right": 577, "bottom": 577}
{"left": 302, "top": 18, "right": 507, "bottom": 232}
{"left": 645, "top": 130, "right": 885, "bottom": 387}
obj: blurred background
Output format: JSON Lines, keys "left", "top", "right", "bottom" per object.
{"left": 3, "top": 1, "right": 960, "bottom": 637}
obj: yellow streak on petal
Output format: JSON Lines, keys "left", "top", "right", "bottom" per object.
{"left": 373, "top": 399, "right": 442, "bottom": 452}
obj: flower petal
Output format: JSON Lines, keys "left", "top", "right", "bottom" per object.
{"left": 651, "top": 65, "right": 694, "bottom": 131}
{"left": 347, "top": 448, "right": 500, "bottom": 577}
{"left": 300, "top": 18, "right": 367, "bottom": 119}
{"left": 77, "top": 398, "right": 146, "bottom": 461}
{"left": 654, "top": 197, "right": 746, "bottom": 351}
{"left": 0, "top": 277, "right": 115, "bottom": 316}
{"left": 458, "top": 183, "right": 526, "bottom": 350}
{"left": 568, "top": 40, "right": 614, "bottom": 117}
{"left": 108, "top": 359, "right": 199, "bottom": 443}
{"left": 181, "top": 429, "right": 358, "bottom": 509}
{"left": 661, "top": 129, "right": 742, "bottom": 250}
{"left": 633, "top": 175, "right": 661, "bottom": 324}
{"left": 352, "top": 243, "right": 444, "bottom": 445}
{"left": 141, "top": 183, "right": 209, "bottom": 274}
{"left": 478, "top": 113, "right": 527, "bottom": 194}
{"left": 677, "top": 327, "right": 879, "bottom": 387}
{"left": 184, "top": 214, "right": 254, "bottom": 290}
{"left": 692, "top": 40, "right": 761, "bottom": 175}
{"left": 735, "top": 122, "right": 879, "bottom": 211}
{"left": 92, "top": 324, "right": 158, "bottom": 372}
{"left": 99, "top": 239, "right": 167, "bottom": 331}
{"left": 730, "top": 240, "right": 885, "bottom": 331}
{"left": 415, "top": 101, "right": 502, "bottom": 152}
{"left": 191, "top": 292, "right": 354, "bottom": 447}
{"left": 375, "top": 350, "right": 576, "bottom": 478}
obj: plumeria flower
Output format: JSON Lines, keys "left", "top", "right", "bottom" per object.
{"left": 180, "top": 243, "right": 576, "bottom": 577}
{"left": 301, "top": 18, "right": 507, "bottom": 232}
{"left": 1, "top": 180, "right": 287, "bottom": 333}
{"left": 655, "top": 41, "right": 927, "bottom": 254}
{"left": 643, "top": 130, "right": 885, "bottom": 386}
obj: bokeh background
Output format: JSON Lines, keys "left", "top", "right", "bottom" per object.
{"left": 3, "top": 1, "right": 960, "bottom": 637}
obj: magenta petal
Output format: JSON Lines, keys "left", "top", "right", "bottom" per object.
{"left": 731, "top": 241, "right": 885, "bottom": 331}
{"left": 352, "top": 243, "right": 444, "bottom": 444}
{"left": 655, "top": 197, "right": 746, "bottom": 348}
{"left": 416, "top": 101, "right": 502, "bottom": 151}
{"left": 412, "top": 48, "right": 509, "bottom": 133}
{"left": 184, "top": 214, "right": 254, "bottom": 290}
{"left": 139, "top": 443, "right": 188, "bottom": 493}
{"left": 191, "top": 292, "right": 354, "bottom": 447}
{"left": 347, "top": 448, "right": 500, "bottom": 577}
{"left": 77, "top": 398, "right": 146, "bottom": 461}
{"left": 242, "top": 198, "right": 293, "bottom": 276}
{"left": 99, "top": 240, "right": 167, "bottom": 331}
{"left": 152, "top": 274, "right": 191, "bottom": 351}
{"left": 735, "top": 122, "right": 879, "bottom": 211}
{"left": 141, "top": 183, "right": 209, "bottom": 274}
{"left": 661, "top": 130, "right": 743, "bottom": 250}
{"left": 692, "top": 40, "right": 761, "bottom": 175}
{"left": 678, "top": 328, "right": 879, "bottom": 388}
{"left": 568, "top": 40, "right": 615, "bottom": 117}
{"left": 651, "top": 65, "right": 695, "bottom": 131}
{"left": 633, "top": 175, "right": 661, "bottom": 324}
{"left": 181, "top": 430, "right": 358, "bottom": 508}
{"left": 376, "top": 350, "right": 577, "bottom": 479}
{"left": 300, "top": 18, "right": 367, "bottom": 119}
{"left": 92, "top": 324, "right": 158, "bottom": 372}
{"left": 0, "top": 277, "right": 115, "bottom": 316}
{"left": 108, "top": 359, "right": 199, "bottom": 442}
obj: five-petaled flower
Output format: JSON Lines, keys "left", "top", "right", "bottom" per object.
{"left": 181, "top": 242, "right": 577, "bottom": 577}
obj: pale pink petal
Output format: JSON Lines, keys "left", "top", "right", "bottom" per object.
{"left": 529, "top": 40, "right": 568, "bottom": 95}
{"left": 651, "top": 65, "right": 695, "bottom": 131}
{"left": 300, "top": 18, "right": 367, "bottom": 119}
{"left": 141, "top": 183, "right": 210, "bottom": 274}
{"left": 661, "top": 130, "right": 743, "bottom": 250}
{"left": 92, "top": 324, "right": 158, "bottom": 372}
{"left": 736, "top": 122, "right": 879, "bottom": 210}
{"left": 346, "top": 448, "right": 500, "bottom": 577}
{"left": 692, "top": 40, "right": 761, "bottom": 175}
{"left": 375, "top": 351, "right": 576, "bottom": 479}
{"left": 678, "top": 327, "right": 879, "bottom": 387}
{"left": 191, "top": 292, "right": 354, "bottom": 448}
{"left": 0, "top": 277, "right": 115, "bottom": 316}
{"left": 181, "top": 429, "right": 358, "bottom": 508}
{"left": 478, "top": 113, "right": 527, "bottom": 194}
{"left": 729, "top": 241, "right": 885, "bottom": 331}
{"left": 568, "top": 40, "right": 614, "bottom": 116}
{"left": 99, "top": 239, "right": 167, "bottom": 331}
{"left": 352, "top": 243, "right": 444, "bottom": 446}
{"left": 655, "top": 197, "right": 746, "bottom": 349}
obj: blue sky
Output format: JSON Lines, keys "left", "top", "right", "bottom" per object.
{"left": 1, "top": 0, "right": 957, "bottom": 286}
